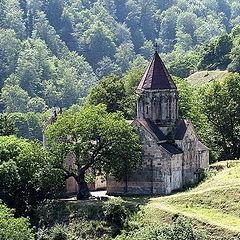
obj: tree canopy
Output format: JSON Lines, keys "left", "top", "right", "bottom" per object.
{"left": 46, "top": 105, "right": 141, "bottom": 199}
{"left": 1, "top": 0, "right": 240, "bottom": 112}
{"left": 199, "top": 73, "right": 240, "bottom": 160}
{"left": 0, "top": 136, "right": 64, "bottom": 216}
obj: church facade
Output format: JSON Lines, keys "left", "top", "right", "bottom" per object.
{"left": 107, "top": 52, "right": 209, "bottom": 195}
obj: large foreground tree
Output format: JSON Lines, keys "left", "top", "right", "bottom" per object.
{"left": 46, "top": 105, "right": 141, "bottom": 200}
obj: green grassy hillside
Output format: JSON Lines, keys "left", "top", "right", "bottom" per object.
{"left": 186, "top": 70, "right": 228, "bottom": 86}
{"left": 141, "top": 162, "right": 240, "bottom": 239}
{"left": 34, "top": 162, "right": 240, "bottom": 239}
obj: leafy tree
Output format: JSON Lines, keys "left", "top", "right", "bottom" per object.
{"left": 87, "top": 75, "right": 126, "bottom": 114}
{"left": 0, "top": 202, "right": 34, "bottom": 240}
{"left": 123, "top": 66, "right": 145, "bottom": 95}
{"left": 27, "top": 97, "right": 47, "bottom": 112}
{"left": 114, "top": 0, "right": 128, "bottom": 22}
{"left": 57, "top": 52, "right": 98, "bottom": 102}
{"left": 228, "top": 34, "right": 240, "bottom": 73}
{"left": 100, "top": 0, "right": 116, "bottom": 17}
{"left": 140, "top": 40, "right": 154, "bottom": 60}
{"left": 125, "top": 0, "right": 157, "bottom": 41}
{"left": 199, "top": 73, "right": 240, "bottom": 159}
{"left": 0, "top": 0, "right": 26, "bottom": 39}
{"left": 173, "top": 77, "right": 207, "bottom": 132}
{"left": 0, "top": 114, "right": 16, "bottom": 136}
{"left": 0, "top": 29, "right": 22, "bottom": 88}
{"left": 194, "top": 16, "right": 225, "bottom": 44}
{"left": 129, "top": 54, "right": 148, "bottom": 69}
{"left": 168, "top": 53, "right": 199, "bottom": 78}
{"left": 1, "top": 85, "right": 30, "bottom": 113}
{"left": 231, "top": 2, "right": 240, "bottom": 19}
{"left": 46, "top": 105, "right": 141, "bottom": 199}
{"left": 0, "top": 135, "right": 29, "bottom": 164}
{"left": 77, "top": 21, "right": 116, "bottom": 69}
{"left": 114, "top": 41, "right": 135, "bottom": 72}
{"left": 96, "top": 56, "right": 120, "bottom": 79}
{"left": 32, "top": 11, "right": 69, "bottom": 58}
{"left": 0, "top": 140, "right": 65, "bottom": 216}
{"left": 198, "top": 34, "right": 232, "bottom": 70}
{"left": 7, "top": 112, "right": 49, "bottom": 140}
{"left": 114, "top": 22, "right": 132, "bottom": 46}
{"left": 177, "top": 12, "right": 198, "bottom": 37}
{"left": 158, "top": 6, "right": 180, "bottom": 52}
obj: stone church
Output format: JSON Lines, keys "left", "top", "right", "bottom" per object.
{"left": 107, "top": 51, "right": 209, "bottom": 195}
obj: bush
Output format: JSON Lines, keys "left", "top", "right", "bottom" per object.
{"left": 103, "top": 197, "right": 139, "bottom": 236}
{"left": 0, "top": 202, "right": 34, "bottom": 240}
{"left": 49, "top": 225, "right": 69, "bottom": 240}
{"left": 116, "top": 216, "right": 208, "bottom": 240}
{"left": 35, "top": 224, "right": 72, "bottom": 240}
{"left": 103, "top": 198, "right": 138, "bottom": 226}
{"left": 35, "top": 221, "right": 111, "bottom": 240}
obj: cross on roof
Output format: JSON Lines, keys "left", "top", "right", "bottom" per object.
{"left": 154, "top": 42, "right": 159, "bottom": 53}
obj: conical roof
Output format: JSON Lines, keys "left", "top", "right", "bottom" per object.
{"left": 137, "top": 52, "right": 177, "bottom": 90}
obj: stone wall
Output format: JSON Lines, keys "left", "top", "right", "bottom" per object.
{"left": 175, "top": 122, "right": 209, "bottom": 186}
{"left": 175, "top": 123, "right": 198, "bottom": 186}
{"left": 107, "top": 120, "right": 183, "bottom": 196}
{"left": 137, "top": 89, "right": 178, "bottom": 127}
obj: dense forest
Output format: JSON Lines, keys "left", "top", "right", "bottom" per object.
{"left": 1, "top": 0, "right": 240, "bottom": 113}
{"left": 0, "top": 1, "right": 240, "bottom": 239}
{"left": 0, "top": 0, "right": 240, "bottom": 160}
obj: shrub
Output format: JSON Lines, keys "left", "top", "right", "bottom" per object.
{"left": 103, "top": 198, "right": 138, "bottom": 226}
{"left": 103, "top": 198, "right": 139, "bottom": 236}
{"left": 49, "top": 225, "right": 69, "bottom": 240}
{"left": 0, "top": 202, "right": 34, "bottom": 240}
{"left": 116, "top": 216, "right": 208, "bottom": 240}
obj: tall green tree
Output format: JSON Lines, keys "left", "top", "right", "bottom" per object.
{"left": 77, "top": 21, "right": 116, "bottom": 69}
{"left": 87, "top": 75, "right": 126, "bottom": 114}
{"left": 0, "top": 114, "right": 16, "bottom": 136}
{"left": 114, "top": 41, "right": 135, "bottom": 72}
{"left": 0, "top": 29, "right": 22, "bottom": 88}
{"left": 200, "top": 73, "right": 240, "bottom": 159}
{"left": 1, "top": 85, "right": 30, "bottom": 113}
{"left": 32, "top": 11, "right": 69, "bottom": 58}
{"left": 0, "top": 139, "right": 64, "bottom": 216}
{"left": 46, "top": 105, "right": 141, "bottom": 199}
{"left": 198, "top": 34, "right": 232, "bottom": 70}
{"left": 0, "top": 0, "right": 26, "bottom": 39}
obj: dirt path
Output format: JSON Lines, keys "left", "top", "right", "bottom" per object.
{"left": 148, "top": 183, "right": 240, "bottom": 233}
{"left": 152, "top": 183, "right": 240, "bottom": 200}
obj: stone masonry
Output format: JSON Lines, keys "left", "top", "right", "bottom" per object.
{"left": 107, "top": 52, "right": 209, "bottom": 195}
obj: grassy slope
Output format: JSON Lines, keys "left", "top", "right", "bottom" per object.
{"left": 187, "top": 70, "right": 228, "bottom": 86}
{"left": 141, "top": 162, "right": 240, "bottom": 239}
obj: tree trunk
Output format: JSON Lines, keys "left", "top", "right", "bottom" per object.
{"left": 75, "top": 167, "right": 91, "bottom": 200}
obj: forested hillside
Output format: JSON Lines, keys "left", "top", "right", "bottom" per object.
{"left": 1, "top": 0, "right": 240, "bottom": 112}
